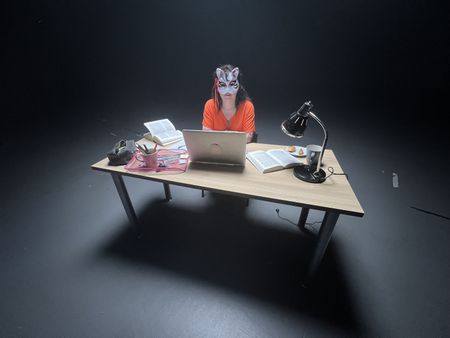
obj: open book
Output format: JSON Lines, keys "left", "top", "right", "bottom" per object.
{"left": 143, "top": 119, "right": 183, "bottom": 146}
{"left": 246, "top": 149, "right": 301, "bottom": 173}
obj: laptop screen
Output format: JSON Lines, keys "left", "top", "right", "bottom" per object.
{"left": 182, "top": 129, "right": 247, "bottom": 166}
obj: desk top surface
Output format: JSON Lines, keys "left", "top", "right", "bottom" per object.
{"left": 92, "top": 142, "right": 364, "bottom": 217}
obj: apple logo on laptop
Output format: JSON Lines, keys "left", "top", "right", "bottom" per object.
{"left": 209, "top": 143, "right": 222, "bottom": 155}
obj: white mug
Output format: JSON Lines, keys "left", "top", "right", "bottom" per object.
{"left": 306, "top": 144, "right": 322, "bottom": 166}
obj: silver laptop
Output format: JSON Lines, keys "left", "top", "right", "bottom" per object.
{"left": 182, "top": 129, "right": 247, "bottom": 166}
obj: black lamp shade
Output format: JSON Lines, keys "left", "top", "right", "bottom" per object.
{"left": 281, "top": 101, "right": 313, "bottom": 138}
{"left": 281, "top": 113, "right": 308, "bottom": 137}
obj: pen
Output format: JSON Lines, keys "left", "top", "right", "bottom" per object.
{"left": 136, "top": 144, "right": 148, "bottom": 155}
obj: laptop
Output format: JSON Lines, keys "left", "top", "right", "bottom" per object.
{"left": 182, "top": 129, "right": 247, "bottom": 166}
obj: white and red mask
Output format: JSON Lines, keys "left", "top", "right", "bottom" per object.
{"left": 216, "top": 67, "right": 240, "bottom": 95}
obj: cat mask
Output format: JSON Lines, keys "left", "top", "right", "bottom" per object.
{"left": 216, "top": 67, "right": 239, "bottom": 95}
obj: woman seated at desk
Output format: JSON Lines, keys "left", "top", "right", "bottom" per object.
{"left": 202, "top": 64, "right": 256, "bottom": 143}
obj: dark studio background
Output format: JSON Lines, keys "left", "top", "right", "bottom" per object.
{"left": 5, "top": 0, "right": 449, "bottom": 136}
{"left": 2, "top": 1, "right": 450, "bottom": 337}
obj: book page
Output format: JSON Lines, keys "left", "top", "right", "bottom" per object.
{"left": 246, "top": 151, "right": 282, "bottom": 172}
{"left": 153, "top": 130, "right": 183, "bottom": 145}
{"left": 144, "top": 119, "right": 175, "bottom": 136}
{"left": 165, "top": 139, "right": 186, "bottom": 150}
{"left": 266, "top": 149, "right": 301, "bottom": 168}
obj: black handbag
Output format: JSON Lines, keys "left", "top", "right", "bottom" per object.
{"left": 107, "top": 140, "right": 136, "bottom": 166}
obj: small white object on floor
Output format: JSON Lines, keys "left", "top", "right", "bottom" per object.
{"left": 392, "top": 172, "right": 399, "bottom": 188}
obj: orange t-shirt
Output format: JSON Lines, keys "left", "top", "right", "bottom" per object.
{"left": 202, "top": 99, "right": 256, "bottom": 133}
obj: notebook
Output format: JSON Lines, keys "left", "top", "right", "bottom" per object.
{"left": 182, "top": 129, "right": 247, "bottom": 166}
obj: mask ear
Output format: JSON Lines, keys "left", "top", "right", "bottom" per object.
{"left": 230, "top": 67, "right": 240, "bottom": 81}
{"left": 216, "top": 68, "right": 226, "bottom": 82}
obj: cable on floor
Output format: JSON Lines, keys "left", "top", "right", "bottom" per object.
{"left": 275, "top": 208, "right": 321, "bottom": 234}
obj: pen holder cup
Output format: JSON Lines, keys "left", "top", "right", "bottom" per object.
{"left": 137, "top": 151, "right": 158, "bottom": 169}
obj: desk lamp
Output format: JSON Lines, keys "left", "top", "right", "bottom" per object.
{"left": 281, "top": 101, "right": 328, "bottom": 183}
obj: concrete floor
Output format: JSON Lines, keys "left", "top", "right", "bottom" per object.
{"left": 1, "top": 102, "right": 449, "bottom": 337}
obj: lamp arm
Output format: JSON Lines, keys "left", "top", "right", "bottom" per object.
{"left": 308, "top": 111, "right": 328, "bottom": 174}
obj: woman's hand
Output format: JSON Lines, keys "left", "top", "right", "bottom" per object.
{"left": 246, "top": 132, "right": 254, "bottom": 143}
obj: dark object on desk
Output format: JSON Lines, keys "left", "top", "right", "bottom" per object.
{"left": 281, "top": 100, "right": 327, "bottom": 183}
{"left": 250, "top": 132, "right": 258, "bottom": 143}
{"left": 107, "top": 140, "right": 136, "bottom": 166}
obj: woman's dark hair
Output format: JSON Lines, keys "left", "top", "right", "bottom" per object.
{"left": 211, "top": 64, "right": 250, "bottom": 108}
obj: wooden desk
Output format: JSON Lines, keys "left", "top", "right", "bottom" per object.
{"left": 92, "top": 142, "right": 364, "bottom": 284}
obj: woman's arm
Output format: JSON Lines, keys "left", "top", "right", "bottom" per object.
{"left": 243, "top": 101, "right": 255, "bottom": 143}
{"left": 202, "top": 100, "right": 215, "bottom": 130}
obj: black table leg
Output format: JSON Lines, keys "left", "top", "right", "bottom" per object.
{"left": 303, "top": 211, "right": 340, "bottom": 287}
{"left": 111, "top": 173, "right": 139, "bottom": 233}
{"left": 163, "top": 183, "right": 172, "bottom": 201}
{"left": 297, "top": 207, "right": 310, "bottom": 232}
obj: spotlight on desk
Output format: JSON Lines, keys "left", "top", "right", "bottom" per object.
{"left": 281, "top": 101, "right": 328, "bottom": 183}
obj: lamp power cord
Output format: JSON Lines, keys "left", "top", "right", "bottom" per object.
{"left": 275, "top": 208, "right": 322, "bottom": 234}
{"left": 275, "top": 167, "right": 348, "bottom": 232}
{"left": 323, "top": 166, "right": 348, "bottom": 181}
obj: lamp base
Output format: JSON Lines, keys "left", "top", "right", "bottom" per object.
{"left": 293, "top": 164, "right": 326, "bottom": 183}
